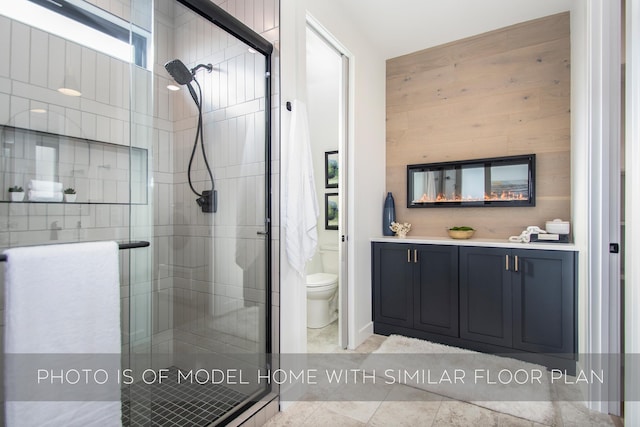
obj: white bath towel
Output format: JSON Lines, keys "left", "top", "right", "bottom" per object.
{"left": 3, "top": 241, "right": 121, "bottom": 427}
{"left": 27, "top": 190, "right": 63, "bottom": 202}
{"left": 28, "top": 180, "right": 63, "bottom": 192}
{"left": 283, "top": 100, "right": 319, "bottom": 276}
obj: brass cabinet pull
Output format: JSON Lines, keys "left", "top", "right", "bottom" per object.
{"left": 515, "top": 255, "right": 519, "bottom": 272}
{"left": 414, "top": 249, "right": 418, "bottom": 263}
{"left": 407, "top": 249, "right": 411, "bottom": 263}
{"left": 505, "top": 255, "right": 509, "bottom": 271}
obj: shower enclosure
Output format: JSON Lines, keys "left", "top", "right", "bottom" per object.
{"left": 0, "top": 0, "right": 276, "bottom": 425}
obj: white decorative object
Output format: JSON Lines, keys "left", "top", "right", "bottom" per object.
{"left": 509, "top": 226, "right": 546, "bottom": 243}
{"left": 64, "top": 188, "right": 77, "bottom": 203}
{"left": 390, "top": 221, "right": 412, "bottom": 238}
{"left": 10, "top": 192, "right": 25, "bottom": 202}
{"left": 545, "top": 219, "right": 570, "bottom": 234}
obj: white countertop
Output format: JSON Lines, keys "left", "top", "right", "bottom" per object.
{"left": 371, "top": 236, "right": 577, "bottom": 251}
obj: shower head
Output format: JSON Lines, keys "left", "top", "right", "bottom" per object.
{"left": 164, "top": 60, "right": 214, "bottom": 86}
{"left": 164, "top": 59, "right": 193, "bottom": 85}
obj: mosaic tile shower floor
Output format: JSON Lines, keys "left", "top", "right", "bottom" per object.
{"left": 121, "top": 366, "right": 247, "bottom": 427}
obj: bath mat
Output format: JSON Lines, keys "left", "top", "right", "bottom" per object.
{"left": 362, "top": 335, "right": 556, "bottom": 425}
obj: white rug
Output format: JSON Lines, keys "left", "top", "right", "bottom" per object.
{"left": 363, "top": 335, "right": 556, "bottom": 425}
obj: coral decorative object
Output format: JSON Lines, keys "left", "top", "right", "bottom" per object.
{"left": 390, "top": 221, "right": 411, "bottom": 238}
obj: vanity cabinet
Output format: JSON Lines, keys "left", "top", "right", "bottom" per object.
{"left": 372, "top": 243, "right": 414, "bottom": 329}
{"left": 458, "top": 247, "right": 512, "bottom": 347}
{"left": 372, "top": 243, "right": 458, "bottom": 337}
{"left": 459, "top": 247, "right": 576, "bottom": 357}
{"left": 372, "top": 241, "right": 577, "bottom": 370}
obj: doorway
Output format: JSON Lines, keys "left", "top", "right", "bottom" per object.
{"left": 305, "top": 21, "right": 350, "bottom": 351}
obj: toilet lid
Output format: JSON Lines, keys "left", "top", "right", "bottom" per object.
{"left": 307, "top": 273, "right": 337, "bottom": 287}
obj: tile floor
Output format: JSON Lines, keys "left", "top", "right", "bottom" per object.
{"left": 121, "top": 366, "right": 247, "bottom": 426}
{"left": 263, "top": 322, "right": 619, "bottom": 427}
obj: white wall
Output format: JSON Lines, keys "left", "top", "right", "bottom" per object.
{"left": 280, "top": 0, "right": 386, "bottom": 357}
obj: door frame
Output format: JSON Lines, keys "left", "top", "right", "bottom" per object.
{"left": 625, "top": 0, "right": 640, "bottom": 423}
{"left": 306, "top": 15, "right": 351, "bottom": 349}
{"left": 572, "top": 0, "right": 624, "bottom": 416}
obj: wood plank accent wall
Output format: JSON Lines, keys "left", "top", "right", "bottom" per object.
{"left": 386, "top": 12, "right": 571, "bottom": 239}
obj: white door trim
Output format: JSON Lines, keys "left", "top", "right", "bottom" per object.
{"left": 572, "top": 0, "right": 622, "bottom": 414}
{"left": 306, "top": 13, "right": 354, "bottom": 350}
{"left": 625, "top": 0, "right": 640, "bottom": 424}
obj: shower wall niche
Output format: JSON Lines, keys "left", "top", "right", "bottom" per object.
{"left": 1, "top": 125, "right": 148, "bottom": 204}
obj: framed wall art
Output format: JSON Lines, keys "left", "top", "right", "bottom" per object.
{"left": 325, "top": 150, "right": 338, "bottom": 188}
{"left": 325, "top": 192, "right": 338, "bottom": 230}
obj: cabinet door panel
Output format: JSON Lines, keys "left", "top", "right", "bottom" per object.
{"left": 372, "top": 243, "right": 414, "bottom": 328}
{"left": 414, "top": 245, "right": 458, "bottom": 336}
{"left": 512, "top": 250, "right": 575, "bottom": 356}
{"left": 460, "top": 247, "right": 512, "bottom": 347}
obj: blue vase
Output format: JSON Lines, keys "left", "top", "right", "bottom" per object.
{"left": 383, "top": 192, "right": 396, "bottom": 236}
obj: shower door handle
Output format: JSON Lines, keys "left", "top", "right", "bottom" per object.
{"left": 257, "top": 231, "right": 268, "bottom": 236}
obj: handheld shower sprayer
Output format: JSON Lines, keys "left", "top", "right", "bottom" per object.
{"left": 164, "top": 59, "right": 194, "bottom": 85}
{"left": 164, "top": 60, "right": 213, "bottom": 84}
{"left": 164, "top": 58, "right": 217, "bottom": 213}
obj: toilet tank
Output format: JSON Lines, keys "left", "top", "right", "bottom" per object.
{"left": 320, "top": 244, "right": 339, "bottom": 274}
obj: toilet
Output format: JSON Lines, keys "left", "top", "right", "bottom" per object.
{"left": 306, "top": 245, "right": 339, "bottom": 328}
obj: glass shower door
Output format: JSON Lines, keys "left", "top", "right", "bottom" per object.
{"left": 125, "top": 0, "right": 273, "bottom": 425}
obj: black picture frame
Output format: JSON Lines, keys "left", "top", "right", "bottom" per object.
{"left": 325, "top": 150, "right": 338, "bottom": 188}
{"left": 325, "top": 193, "right": 338, "bottom": 230}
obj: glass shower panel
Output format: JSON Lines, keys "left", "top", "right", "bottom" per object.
{"left": 0, "top": 0, "right": 151, "bottom": 425}
{"left": 0, "top": 0, "right": 271, "bottom": 424}
{"left": 170, "top": 0, "right": 270, "bottom": 417}
{"left": 123, "top": 0, "right": 272, "bottom": 425}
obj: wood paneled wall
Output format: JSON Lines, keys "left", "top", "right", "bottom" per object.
{"left": 386, "top": 13, "right": 571, "bottom": 239}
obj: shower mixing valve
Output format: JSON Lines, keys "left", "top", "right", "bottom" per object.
{"left": 197, "top": 190, "right": 217, "bottom": 213}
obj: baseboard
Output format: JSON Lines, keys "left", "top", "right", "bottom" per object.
{"left": 349, "top": 321, "right": 373, "bottom": 350}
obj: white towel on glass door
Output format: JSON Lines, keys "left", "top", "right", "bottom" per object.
{"left": 3, "top": 241, "right": 121, "bottom": 427}
{"left": 283, "top": 100, "right": 319, "bottom": 276}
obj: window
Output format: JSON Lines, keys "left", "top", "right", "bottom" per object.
{"left": 0, "top": 0, "right": 150, "bottom": 69}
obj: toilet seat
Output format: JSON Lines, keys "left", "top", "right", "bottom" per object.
{"left": 306, "top": 272, "right": 337, "bottom": 287}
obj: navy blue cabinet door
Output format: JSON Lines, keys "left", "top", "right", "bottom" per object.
{"left": 372, "top": 243, "right": 414, "bottom": 328}
{"left": 512, "top": 249, "right": 575, "bottom": 356}
{"left": 414, "top": 245, "right": 459, "bottom": 337}
{"left": 459, "top": 247, "right": 513, "bottom": 347}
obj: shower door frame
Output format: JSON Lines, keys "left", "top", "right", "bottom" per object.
{"left": 177, "top": 0, "right": 275, "bottom": 412}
